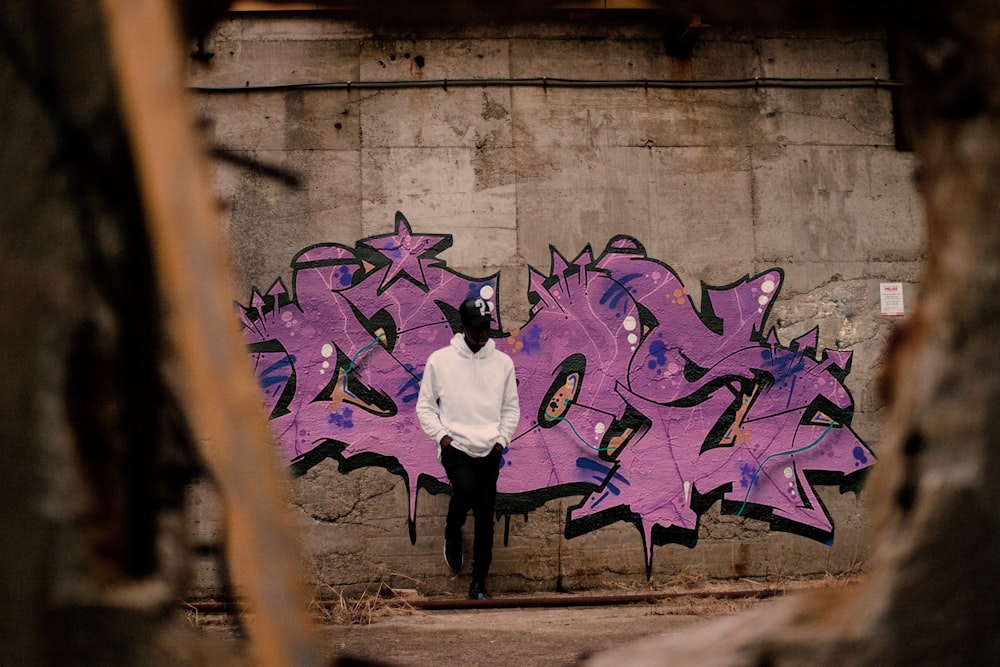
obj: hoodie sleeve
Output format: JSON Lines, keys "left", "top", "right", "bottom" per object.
{"left": 496, "top": 360, "right": 520, "bottom": 447}
{"left": 416, "top": 356, "right": 448, "bottom": 444}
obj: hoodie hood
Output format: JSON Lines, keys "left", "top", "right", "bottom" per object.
{"left": 450, "top": 332, "right": 496, "bottom": 359}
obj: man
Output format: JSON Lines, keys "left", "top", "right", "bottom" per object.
{"left": 416, "top": 297, "right": 520, "bottom": 600}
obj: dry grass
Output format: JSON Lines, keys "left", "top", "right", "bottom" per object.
{"left": 309, "top": 582, "right": 423, "bottom": 626}
{"left": 182, "top": 601, "right": 235, "bottom": 629}
{"left": 182, "top": 582, "right": 425, "bottom": 630}
{"left": 599, "top": 565, "right": 710, "bottom": 593}
{"left": 665, "top": 566, "right": 710, "bottom": 590}
{"left": 647, "top": 594, "right": 770, "bottom": 618}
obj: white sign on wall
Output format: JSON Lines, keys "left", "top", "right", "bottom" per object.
{"left": 880, "top": 282, "right": 905, "bottom": 317}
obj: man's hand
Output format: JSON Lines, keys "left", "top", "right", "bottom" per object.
{"left": 440, "top": 435, "right": 453, "bottom": 448}
{"left": 493, "top": 442, "right": 505, "bottom": 454}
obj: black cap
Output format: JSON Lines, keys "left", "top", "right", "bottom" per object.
{"left": 459, "top": 298, "right": 493, "bottom": 328}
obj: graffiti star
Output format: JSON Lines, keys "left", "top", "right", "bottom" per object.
{"left": 360, "top": 212, "right": 450, "bottom": 294}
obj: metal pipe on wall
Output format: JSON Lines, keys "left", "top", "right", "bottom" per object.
{"left": 191, "top": 76, "right": 901, "bottom": 93}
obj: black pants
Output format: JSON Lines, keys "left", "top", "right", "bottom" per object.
{"left": 441, "top": 446, "right": 501, "bottom": 583}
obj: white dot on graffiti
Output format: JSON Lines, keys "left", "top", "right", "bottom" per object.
{"left": 321, "top": 343, "right": 334, "bottom": 358}
{"left": 479, "top": 285, "right": 495, "bottom": 300}
{"left": 783, "top": 466, "right": 793, "bottom": 479}
{"left": 595, "top": 422, "right": 606, "bottom": 435}
{"left": 623, "top": 315, "right": 637, "bottom": 331}
{"left": 322, "top": 361, "right": 329, "bottom": 369}
{"left": 627, "top": 333, "right": 638, "bottom": 344}
{"left": 281, "top": 311, "right": 293, "bottom": 322}
{"left": 758, "top": 295, "right": 769, "bottom": 306}
{"left": 666, "top": 362, "right": 679, "bottom": 375}
{"left": 319, "top": 368, "right": 325, "bottom": 375}
{"left": 761, "top": 279, "right": 776, "bottom": 294}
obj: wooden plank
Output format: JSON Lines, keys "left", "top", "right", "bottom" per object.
{"left": 98, "top": 1, "right": 321, "bottom": 664}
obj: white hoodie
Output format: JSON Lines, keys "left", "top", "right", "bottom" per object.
{"left": 416, "top": 333, "right": 520, "bottom": 460}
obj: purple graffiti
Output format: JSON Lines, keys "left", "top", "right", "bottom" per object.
{"left": 237, "top": 212, "right": 874, "bottom": 573}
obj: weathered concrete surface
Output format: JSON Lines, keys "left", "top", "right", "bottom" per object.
{"left": 187, "top": 13, "right": 920, "bottom": 598}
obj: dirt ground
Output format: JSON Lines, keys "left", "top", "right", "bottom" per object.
{"left": 190, "top": 580, "right": 849, "bottom": 666}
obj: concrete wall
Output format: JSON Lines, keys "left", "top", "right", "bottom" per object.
{"left": 186, "top": 11, "right": 923, "bottom": 598}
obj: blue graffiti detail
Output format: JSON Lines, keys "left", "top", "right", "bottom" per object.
{"left": 761, "top": 349, "right": 807, "bottom": 383}
{"left": 599, "top": 273, "right": 642, "bottom": 314}
{"left": 520, "top": 323, "right": 542, "bottom": 354}
{"left": 647, "top": 338, "right": 669, "bottom": 371}
{"left": 328, "top": 407, "right": 354, "bottom": 429}
{"left": 257, "top": 356, "right": 294, "bottom": 399}
{"left": 853, "top": 446, "right": 869, "bottom": 467}
{"left": 397, "top": 369, "right": 423, "bottom": 404}
{"left": 576, "top": 457, "right": 630, "bottom": 491}
{"left": 335, "top": 265, "right": 353, "bottom": 287}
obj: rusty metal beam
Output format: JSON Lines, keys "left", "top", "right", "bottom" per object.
{"left": 185, "top": 579, "right": 861, "bottom": 614}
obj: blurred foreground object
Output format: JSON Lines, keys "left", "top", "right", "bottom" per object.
{"left": 0, "top": 0, "right": 319, "bottom": 664}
